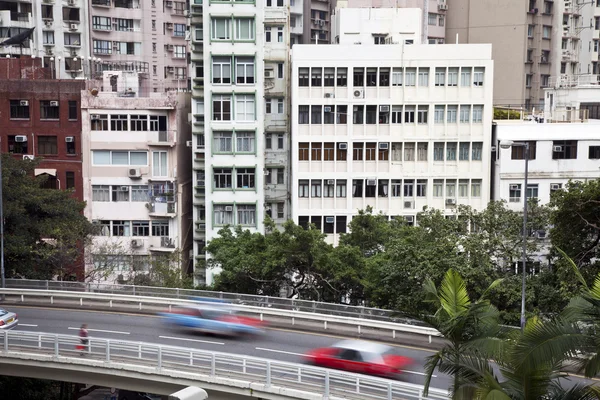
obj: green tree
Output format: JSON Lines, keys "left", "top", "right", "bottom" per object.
{"left": 2, "top": 154, "right": 94, "bottom": 280}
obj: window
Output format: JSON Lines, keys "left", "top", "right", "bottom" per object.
{"left": 379, "top": 143, "right": 389, "bottom": 161}
{"left": 471, "top": 180, "right": 482, "bottom": 197}
{"left": 152, "top": 221, "right": 169, "bottom": 237}
{"left": 552, "top": 140, "right": 577, "bottom": 159}
{"left": 112, "top": 221, "right": 130, "bottom": 237}
{"left": 404, "top": 143, "right": 415, "bottom": 161}
{"left": 459, "top": 105, "right": 471, "bottom": 123}
{"left": 130, "top": 115, "right": 148, "bottom": 131}
{"left": 416, "top": 179, "right": 427, "bottom": 197}
{"left": 277, "top": 133, "right": 284, "bottom": 149}
{"left": 173, "top": 45, "right": 186, "bottom": 59}
{"left": 418, "top": 68, "right": 429, "bottom": 86}
{"left": 311, "top": 142, "right": 322, "bottom": 160}
{"left": 459, "top": 180, "right": 469, "bottom": 197}
{"left": 428, "top": 13, "right": 437, "bottom": 25}
{"left": 43, "top": 31, "right": 55, "bottom": 45}
{"left": 311, "top": 180, "right": 322, "bottom": 197}
{"left": 211, "top": 18, "right": 231, "bottom": 40}
{"left": 40, "top": 100, "right": 60, "bottom": 120}
{"left": 353, "top": 143, "right": 363, "bottom": 161}
{"left": 92, "top": 185, "right": 110, "bottom": 202}
{"left": 236, "top": 132, "right": 255, "bottom": 152}
{"left": 543, "top": 25, "right": 551, "bottom": 39}
{"left": 446, "top": 180, "right": 456, "bottom": 198}
{"left": 299, "top": 142, "right": 309, "bottom": 160}
{"left": 447, "top": 67, "right": 458, "bottom": 86}
{"left": 365, "top": 143, "right": 376, "bottom": 161}
{"left": 265, "top": 27, "right": 272, "bottom": 42}
{"left": 298, "top": 180, "right": 309, "bottom": 197}
{"left": 212, "top": 56, "right": 231, "bottom": 84}
{"left": 392, "top": 68, "right": 402, "bottom": 86}
{"left": 311, "top": 106, "right": 322, "bottom": 124}
{"left": 235, "top": 18, "right": 255, "bottom": 40}
{"left": 541, "top": 74, "right": 550, "bottom": 88}
{"left": 528, "top": 24, "right": 534, "bottom": 37}
{"left": 337, "top": 105, "right": 348, "bottom": 124}
{"left": 324, "top": 180, "right": 335, "bottom": 197}
{"left": 237, "top": 205, "right": 256, "bottom": 226}
{"left": 404, "top": 180, "right": 414, "bottom": 197}
{"left": 152, "top": 151, "right": 167, "bottom": 177}
{"left": 324, "top": 67, "right": 335, "bottom": 86}
{"left": 472, "top": 142, "right": 482, "bottom": 161}
{"left": 276, "top": 168, "right": 284, "bottom": 184}
{"left": 65, "top": 171, "right": 75, "bottom": 190}
{"left": 460, "top": 67, "right": 471, "bottom": 86}
{"left": 433, "top": 180, "right": 443, "bottom": 197}
{"left": 298, "top": 67, "right": 309, "bottom": 86}
{"left": 404, "top": 106, "right": 415, "bottom": 123}
{"left": 589, "top": 145, "right": 600, "bottom": 159}
{"left": 511, "top": 141, "right": 537, "bottom": 160}
{"left": 214, "top": 168, "right": 233, "bottom": 189}
{"left": 434, "top": 142, "right": 444, "bottom": 161}
{"left": 236, "top": 168, "right": 255, "bottom": 189}
{"left": 391, "top": 179, "right": 402, "bottom": 197}
{"left": 366, "top": 68, "right": 377, "bottom": 86}
{"left": 434, "top": 105, "right": 445, "bottom": 123}
{"left": 526, "top": 184, "right": 539, "bottom": 199}
{"left": 111, "top": 115, "right": 128, "bottom": 131}
{"left": 277, "top": 63, "right": 284, "bottom": 79}
{"left": 299, "top": 105, "right": 309, "bottom": 124}
{"left": 336, "top": 180, "right": 347, "bottom": 197}
{"left": 353, "top": 68, "right": 364, "bottom": 86}
{"left": 131, "top": 185, "right": 149, "bottom": 201}
{"left": 311, "top": 68, "right": 322, "bottom": 86}
{"left": 92, "top": 151, "right": 147, "bottom": 165}
{"left": 214, "top": 204, "right": 234, "bottom": 225}
{"left": 380, "top": 68, "right": 390, "bottom": 86}
{"left": 509, "top": 184, "right": 521, "bottom": 202}
{"left": 132, "top": 221, "right": 150, "bottom": 237}
{"left": 337, "top": 143, "right": 347, "bottom": 160}
{"left": 324, "top": 105, "right": 335, "bottom": 124}
{"left": 66, "top": 137, "right": 76, "bottom": 155}
{"left": 235, "top": 94, "right": 255, "bottom": 121}
{"left": 377, "top": 179, "right": 388, "bottom": 197}
{"left": 446, "top": 142, "right": 457, "bottom": 161}
{"left": 417, "top": 142, "right": 428, "bottom": 161}
{"left": 391, "top": 105, "right": 402, "bottom": 124}
{"left": 459, "top": 142, "right": 470, "bottom": 161}
{"left": 391, "top": 143, "right": 402, "bottom": 161}
{"left": 66, "top": 101, "right": 77, "bottom": 120}
{"left": 336, "top": 67, "right": 347, "bottom": 87}
{"left": 366, "top": 106, "right": 377, "bottom": 124}
{"left": 446, "top": 105, "right": 457, "bottom": 123}
{"left": 10, "top": 100, "right": 30, "bottom": 119}
{"left": 38, "top": 136, "right": 58, "bottom": 155}
{"left": 473, "top": 67, "right": 484, "bottom": 86}
{"left": 323, "top": 142, "right": 335, "bottom": 160}
{"left": 277, "top": 27, "right": 283, "bottom": 42}
{"left": 173, "top": 23, "right": 186, "bottom": 37}
{"left": 405, "top": 68, "right": 416, "bottom": 86}
{"left": 352, "top": 179, "right": 363, "bottom": 197}
{"left": 213, "top": 132, "right": 233, "bottom": 153}
{"left": 213, "top": 95, "right": 232, "bottom": 121}
{"left": 435, "top": 68, "right": 445, "bottom": 86}
{"left": 472, "top": 105, "right": 483, "bottom": 122}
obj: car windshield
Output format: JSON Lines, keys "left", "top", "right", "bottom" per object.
{"left": 0, "top": 310, "right": 7, "bottom": 316}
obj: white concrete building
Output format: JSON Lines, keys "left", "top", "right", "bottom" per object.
{"left": 493, "top": 118, "right": 600, "bottom": 211}
{"left": 81, "top": 72, "right": 192, "bottom": 283}
{"left": 291, "top": 43, "right": 494, "bottom": 244}
{"left": 331, "top": 7, "right": 422, "bottom": 45}
{"left": 0, "top": 0, "right": 91, "bottom": 79}
{"left": 544, "top": 84, "right": 600, "bottom": 120}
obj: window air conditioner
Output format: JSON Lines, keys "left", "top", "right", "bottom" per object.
{"left": 353, "top": 89, "right": 364, "bottom": 99}
{"left": 70, "top": 24, "right": 78, "bottom": 31}
{"left": 446, "top": 198, "right": 457, "bottom": 205}
{"left": 20, "top": 100, "right": 29, "bottom": 106}
{"left": 404, "top": 200, "right": 414, "bottom": 209}
{"left": 15, "top": 135, "right": 28, "bottom": 142}
{"left": 338, "top": 142, "right": 348, "bottom": 150}
{"left": 91, "top": 114, "right": 100, "bottom": 120}
{"left": 510, "top": 184, "right": 520, "bottom": 191}
{"left": 197, "top": 180, "right": 205, "bottom": 187}
{"left": 536, "top": 230, "right": 547, "bottom": 239}
{"left": 326, "top": 179, "right": 335, "bottom": 185}
{"left": 224, "top": 206, "right": 233, "bottom": 212}
{"left": 23, "top": 155, "right": 34, "bottom": 160}
{"left": 65, "top": 136, "right": 74, "bottom": 142}
{"left": 324, "top": 93, "right": 335, "bottom": 98}
{"left": 264, "top": 70, "right": 274, "bottom": 78}
{"left": 166, "top": 23, "right": 173, "bottom": 30}
{"left": 366, "top": 179, "right": 377, "bottom": 186}
{"left": 553, "top": 145, "right": 563, "bottom": 152}
{"left": 323, "top": 106, "right": 332, "bottom": 112}
{"left": 438, "top": 3, "right": 448, "bottom": 10}
{"left": 167, "top": 45, "right": 174, "bottom": 52}
{"left": 325, "top": 217, "right": 334, "bottom": 224}
{"left": 550, "top": 183, "right": 561, "bottom": 190}
{"left": 167, "top": 66, "right": 175, "bottom": 73}
{"left": 128, "top": 168, "right": 142, "bottom": 178}
{"left": 119, "top": 186, "right": 129, "bottom": 192}
{"left": 44, "top": 20, "right": 53, "bottom": 28}
{"left": 165, "top": 0, "right": 173, "bottom": 6}
{"left": 405, "top": 215, "right": 414, "bottom": 223}
{"left": 131, "top": 239, "right": 143, "bottom": 248}
{"left": 379, "top": 105, "right": 390, "bottom": 112}
{"left": 378, "top": 142, "right": 389, "bottom": 150}
{"left": 50, "top": 101, "right": 59, "bottom": 107}
{"left": 186, "top": 140, "right": 193, "bottom": 147}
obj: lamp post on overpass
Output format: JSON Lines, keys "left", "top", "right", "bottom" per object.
{"left": 0, "top": 153, "right": 5, "bottom": 301}
{"left": 499, "top": 139, "right": 530, "bottom": 331}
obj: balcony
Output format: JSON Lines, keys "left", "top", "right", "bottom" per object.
{"left": 0, "top": 11, "right": 32, "bottom": 28}
{"left": 148, "top": 130, "right": 175, "bottom": 147}
{"left": 149, "top": 236, "right": 177, "bottom": 253}
{"left": 264, "top": 8, "right": 287, "bottom": 25}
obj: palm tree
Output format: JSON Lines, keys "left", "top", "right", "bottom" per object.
{"left": 421, "top": 268, "right": 503, "bottom": 398}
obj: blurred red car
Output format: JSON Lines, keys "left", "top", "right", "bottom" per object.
{"left": 304, "top": 340, "right": 412, "bottom": 379}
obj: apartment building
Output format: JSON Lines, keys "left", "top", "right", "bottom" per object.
{"left": 0, "top": 0, "right": 91, "bottom": 79}
{"left": 291, "top": 43, "right": 493, "bottom": 245}
{"left": 81, "top": 71, "right": 192, "bottom": 282}
{"left": 303, "top": 0, "right": 332, "bottom": 44}
{"left": 493, "top": 117, "right": 600, "bottom": 212}
{"left": 89, "top": 0, "right": 189, "bottom": 92}
{"left": 334, "top": 0, "right": 446, "bottom": 44}
{"left": 544, "top": 83, "right": 600, "bottom": 119}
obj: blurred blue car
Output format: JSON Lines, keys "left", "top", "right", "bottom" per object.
{"left": 159, "top": 304, "right": 265, "bottom": 337}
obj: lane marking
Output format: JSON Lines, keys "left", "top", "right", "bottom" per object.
{"left": 401, "top": 370, "right": 437, "bottom": 377}
{"left": 18, "top": 323, "right": 38, "bottom": 327}
{"left": 68, "top": 327, "right": 130, "bottom": 335}
{"left": 159, "top": 335, "right": 224, "bottom": 346}
{"left": 256, "top": 347, "right": 307, "bottom": 357}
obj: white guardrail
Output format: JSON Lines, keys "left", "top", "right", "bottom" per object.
{"left": 0, "top": 288, "right": 442, "bottom": 342}
{"left": 0, "top": 330, "right": 449, "bottom": 400}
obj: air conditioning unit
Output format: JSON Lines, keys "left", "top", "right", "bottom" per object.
{"left": 165, "top": 0, "right": 173, "bottom": 6}
{"left": 510, "top": 184, "right": 520, "bottom": 191}
{"left": 225, "top": 206, "right": 233, "bottom": 212}
{"left": 68, "top": 0, "right": 76, "bottom": 4}
{"left": 338, "top": 142, "right": 348, "bottom": 150}
{"left": 65, "top": 136, "right": 74, "bottom": 142}
{"left": 167, "top": 45, "right": 174, "bottom": 52}
{"left": 553, "top": 145, "right": 563, "bottom": 152}
{"left": 131, "top": 239, "right": 143, "bottom": 248}
{"left": 550, "top": 183, "right": 561, "bottom": 191}
{"left": 379, "top": 105, "right": 390, "bottom": 112}
{"left": 405, "top": 215, "right": 414, "bottom": 223}
{"left": 378, "top": 142, "right": 389, "bottom": 150}
{"left": 186, "top": 140, "right": 193, "bottom": 147}
{"left": 46, "top": 48, "right": 54, "bottom": 55}
{"left": 264, "top": 69, "right": 274, "bottom": 78}
{"left": 324, "top": 93, "right": 335, "bottom": 98}
{"left": 128, "top": 168, "right": 142, "bottom": 178}
{"left": 536, "top": 230, "right": 547, "bottom": 239}
{"left": 353, "top": 88, "right": 364, "bottom": 99}
{"left": 15, "top": 135, "right": 28, "bottom": 142}
{"left": 119, "top": 186, "right": 129, "bottom": 192}
{"left": 70, "top": 49, "right": 78, "bottom": 56}
{"left": 91, "top": 114, "right": 100, "bottom": 120}
{"left": 324, "top": 106, "right": 332, "bottom": 112}
{"left": 44, "top": 20, "right": 52, "bottom": 27}
{"left": 69, "top": 24, "right": 78, "bottom": 31}
{"left": 167, "top": 66, "right": 175, "bottom": 73}
{"left": 264, "top": 169, "right": 270, "bottom": 175}
{"left": 446, "top": 198, "right": 456, "bottom": 206}
{"left": 49, "top": 101, "right": 59, "bottom": 107}
{"left": 404, "top": 200, "right": 414, "bottom": 209}
{"left": 23, "top": 155, "right": 34, "bottom": 160}
{"left": 438, "top": 3, "right": 448, "bottom": 10}
{"left": 166, "top": 23, "right": 173, "bottom": 30}
{"left": 19, "top": 100, "right": 29, "bottom": 106}
{"left": 366, "top": 179, "right": 377, "bottom": 186}
{"left": 326, "top": 179, "right": 335, "bottom": 185}
{"left": 325, "top": 216, "right": 334, "bottom": 224}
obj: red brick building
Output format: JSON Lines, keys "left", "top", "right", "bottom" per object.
{"left": 0, "top": 58, "right": 85, "bottom": 202}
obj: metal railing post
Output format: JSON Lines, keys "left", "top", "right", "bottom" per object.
{"left": 210, "top": 353, "right": 215, "bottom": 376}
{"left": 106, "top": 341, "right": 110, "bottom": 362}
{"left": 3, "top": 330, "right": 8, "bottom": 352}
{"left": 324, "top": 370, "right": 330, "bottom": 399}
{"left": 266, "top": 361, "right": 271, "bottom": 387}
{"left": 157, "top": 346, "right": 162, "bottom": 369}
{"left": 54, "top": 335, "right": 59, "bottom": 357}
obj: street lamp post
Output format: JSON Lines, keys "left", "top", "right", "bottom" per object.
{"left": 500, "top": 139, "right": 530, "bottom": 331}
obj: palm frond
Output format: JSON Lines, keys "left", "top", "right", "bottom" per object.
{"left": 439, "top": 268, "right": 471, "bottom": 318}
{"left": 546, "top": 382, "right": 600, "bottom": 400}
{"left": 478, "top": 278, "right": 504, "bottom": 301}
{"left": 422, "top": 352, "right": 444, "bottom": 396}
{"left": 556, "top": 246, "right": 589, "bottom": 290}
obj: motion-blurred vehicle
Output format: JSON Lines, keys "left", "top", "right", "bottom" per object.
{"left": 159, "top": 302, "right": 265, "bottom": 337}
{"left": 304, "top": 340, "right": 412, "bottom": 379}
{"left": 0, "top": 308, "right": 18, "bottom": 330}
